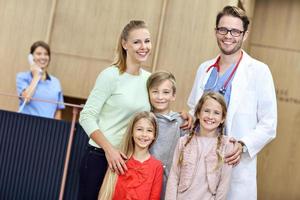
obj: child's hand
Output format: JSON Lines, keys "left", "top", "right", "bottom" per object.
{"left": 105, "top": 147, "right": 128, "bottom": 175}
{"left": 179, "top": 111, "right": 193, "bottom": 130}
{"left": 225, "top": 138, "right": 242, "bottom": 166}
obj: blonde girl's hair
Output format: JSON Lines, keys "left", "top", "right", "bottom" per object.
{"left": 112, "top": 20, "right": 148, "bottom": 74}
{"left": 178, "top": 92, "right": 227, "bottom": 169}
{"left": 98, "top": 111, "right": 158, "bottom": 200}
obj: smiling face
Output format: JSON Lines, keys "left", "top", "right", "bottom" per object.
{"left": 197, "top": 97, "right": 225, "bottom": 137}
{"left": 132, "top": 118, "right": 155, "bottom": 151}
{"left": 122, "top": 28, "right": 151, "bottom": 66}
{"left": 216, "top": 15, "right": 248, "bottom": 55}
{"left": 149, "top": 79, "right": 175, "bottom": 114}
{"left": 32, "top": 46, "right": 50, "bottom": 69}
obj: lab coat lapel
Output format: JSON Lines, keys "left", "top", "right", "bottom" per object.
{"left": 226, "top": 51, "right": 251, "bottom": 134}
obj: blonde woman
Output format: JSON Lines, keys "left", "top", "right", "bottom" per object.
{"left": 78, "top": 20, "right": 152, "bottom": 199}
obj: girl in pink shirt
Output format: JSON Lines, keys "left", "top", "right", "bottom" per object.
{"left": 165, "top": 92, "right": 234, "bottom": 200}
{"left": 98, "top": 111, "right": 163, "bottom": 200}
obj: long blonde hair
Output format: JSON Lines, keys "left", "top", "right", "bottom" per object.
{"left": 98, "top": 111, "right": 157, "bottom": 200}
{"left": 112, "top": 20, "right": 148, "bottom": 74}
{"left": 178, "top": 92, "right": 227, "bottom": 169}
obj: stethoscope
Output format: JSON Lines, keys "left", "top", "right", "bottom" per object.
{"left": 205, "top": 51, "right": 243, "bottom": 95}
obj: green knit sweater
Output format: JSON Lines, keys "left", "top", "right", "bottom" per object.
{"left": 79, "top": 66, "right": 151, "bottom": 148}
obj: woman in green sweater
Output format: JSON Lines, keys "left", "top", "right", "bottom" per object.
{"left": 78, "top": 20, "right": 152, "bottom": 200}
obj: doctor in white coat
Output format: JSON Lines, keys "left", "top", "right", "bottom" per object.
{"left": 188, "top": 6, "right": 277, "bottom": 200}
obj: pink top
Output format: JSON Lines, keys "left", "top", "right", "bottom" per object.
{"left": 113, "top": 155, "right": 163, "bottom": 200}
{"left": 165, "top": 135, "right": 234, "bottom": 200}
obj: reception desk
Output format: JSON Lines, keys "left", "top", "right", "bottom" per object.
{"left": 0, "top": 110, "right": 88, "bottom": 200}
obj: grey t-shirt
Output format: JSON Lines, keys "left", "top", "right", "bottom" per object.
{"left": 150, "top": 111, "right": 187, "bottom": 199}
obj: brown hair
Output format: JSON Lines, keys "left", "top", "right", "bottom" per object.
{"left": 178, "top": 92, "right": 227, "bottom": 169}
{"left": 112, "top": 20, "right": 148, "bottom": 74}
{"left": 216, "top": 5, "right": 250, "bottom": 32}
{"left": 30, "top": 41, "right": 51, "bottom": 60}
{"left": 122, "top": 111, "right": 158, "bottom": 153}
{"left": 98, "top": 111, "right": 157, "bottom": 200}
{"left": 147, "top": 70, "right": 176, "bottom": 94}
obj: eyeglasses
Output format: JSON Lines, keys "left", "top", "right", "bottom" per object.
{"left": 216, "top": 27, "right": 245, "bottom": 37}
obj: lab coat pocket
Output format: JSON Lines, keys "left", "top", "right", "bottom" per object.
{"left": 205, "top": 154, "right": 221, "bottom": 195}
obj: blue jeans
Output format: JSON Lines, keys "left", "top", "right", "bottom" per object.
{"left": 78, "top": 145, "right": 108, "bottom": 200}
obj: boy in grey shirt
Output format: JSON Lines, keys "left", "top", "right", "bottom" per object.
{"left": 147, "top": 71, "right": 187, "bottom": 199}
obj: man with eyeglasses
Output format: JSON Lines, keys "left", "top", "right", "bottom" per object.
{"left": 188, "top": 5, "right": 277, "bottom": 200}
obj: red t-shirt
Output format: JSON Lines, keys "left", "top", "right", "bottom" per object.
{"left": 113, "top": 155, "right": 163, "bottom": 200}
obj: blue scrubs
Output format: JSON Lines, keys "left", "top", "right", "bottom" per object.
{"left": 16, "top": 71, "right": 65, "bottom": 118}
{"left": 204, "top": 64, "right": 236, "bottom": 106}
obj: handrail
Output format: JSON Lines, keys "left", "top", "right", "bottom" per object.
{"left": 0, "top": 91, "right": 84, "bottom": 109}
{"left": 0, "top": 91, "right": 84, "bottom": 200}
{"left": 59, "top": 106, "right": 79, "bottom": 200}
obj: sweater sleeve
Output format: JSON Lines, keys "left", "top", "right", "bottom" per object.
{"left": 165, "top": 138, "right": 182, "bottom": 200}
{"left": 215, "top": 140, "right": 234, "bottom": 200}
{"left": 150, "top": 161, "right": 163, "bottom": 200}
{"left": 79, "top": 67, "right": 116, "bottom": 137}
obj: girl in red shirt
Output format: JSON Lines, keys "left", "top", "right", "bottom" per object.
{"left": 98, "top": 111, "right": 163, "bottom": 200}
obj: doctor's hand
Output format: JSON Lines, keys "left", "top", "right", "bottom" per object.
{"left": 225, "top": 138, "right": 243, "bottom": 166}
{"left": 105, "top": 146, "right": 128, "bottom": 175}
{"left": 179, "top": 111, "right": 193, "bottom": 130}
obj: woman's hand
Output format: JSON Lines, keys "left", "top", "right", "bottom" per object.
{"left": 90, "top": 130, "right": 128, "bottom": 174}
{"left": 105, "top": 147, "right": 128, "bottom": 175}
{"left": 30, "top": 64, "right": 42, "bottom": 78}
{"left": 21, "top": 64, "right": 41, "bottom": 103}
{"left": 179, "top": 111, "right": 193, "bottom": 130}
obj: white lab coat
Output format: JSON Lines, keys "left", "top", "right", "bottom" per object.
{"left": 188, "top": 50, "right": 277, "bottom": 200}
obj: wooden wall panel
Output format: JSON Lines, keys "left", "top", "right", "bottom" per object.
{"left": 251, "top": 0, "right": 300, "bottom": 51}
{"left": 49, "top": 53, "right": 110, "bottom": 98}
{"left": 238, "top": 0, "right": 256, "bottom": 51}
{"left": 252, "top": 47, "right": 300, "bottom": 199}
{"left": 155, "top": 0, "right": 236, "bottom": 111}
{"left": 0, "top": 0, "right": 53, "bottom": 111}
{"left": 249, "top": 0, "right": 300, "bottom": 199}
{"left": 49, "top": 0, "right": 164, "bottom": 97}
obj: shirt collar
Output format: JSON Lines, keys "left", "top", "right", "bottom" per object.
{"left": 30, "top": 71, "right": 51, "bottom": 80}
{"left": 45, "top": 72, "right": 51, "bottom": 80}
{"left": 155, "top": 111, "right": 180, "bottom": 121}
